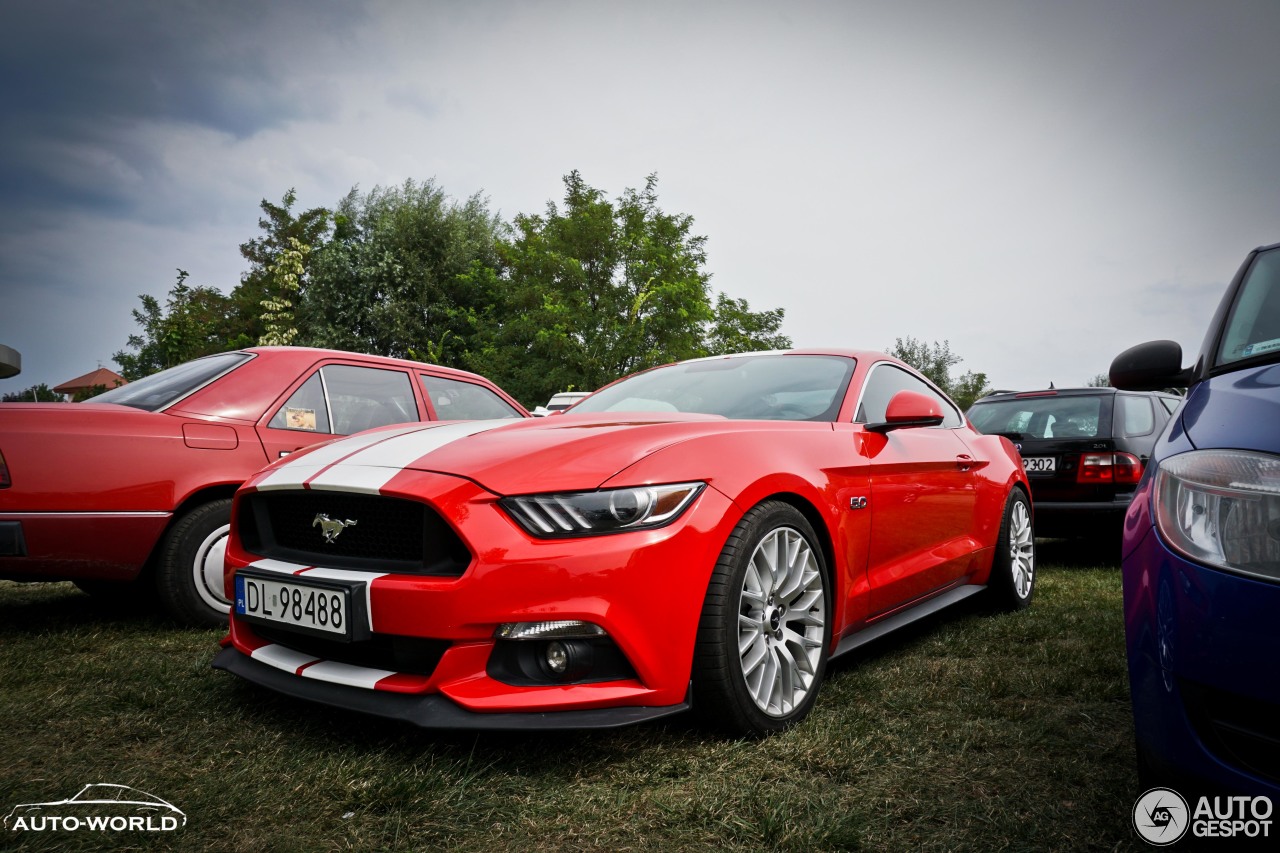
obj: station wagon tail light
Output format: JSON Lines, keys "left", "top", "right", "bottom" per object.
{"left": 0, "top": 449, "right": 9, "bottom": 488}
{"left": 1077, "top": 452, "right": 1143, "bottom": 484}
{"left": 1154, "top": 449, "right": 1280, "bottom": 583}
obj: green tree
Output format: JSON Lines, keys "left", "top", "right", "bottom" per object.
{"left": 705, "top": 293, "right": 789, "bottom": 355}
{"left": 1, "top": 383, "right": 61, "bottom": 403}
{"left": 474, "top": 172, "right": 789, "bottom": 405}
{"left": 1085, "top": 372, "right": 1110, "bottom": 387}
{"left": 71, "top": 384, "right": 118, "bottom": 402}
{"left": 259, "top": 237, "right": 310, "bottom": 346}
{"left": 296, "top": 180, "right": 506, "bottom": 367}
{"left": 114, "top": 270, "right": 240, "bottom": 380}
{"left": 235, "top": 189, "right": 331, "bottom": 347}
{"left": 889, "top": 336, "right": 991, "bottom": 410}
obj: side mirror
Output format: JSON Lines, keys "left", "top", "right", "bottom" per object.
{"left": 867, "top": 390, "right": 946, "bottom": 432}
{"left": 1109, "top": 340, "right": 1193, "bottom": 390}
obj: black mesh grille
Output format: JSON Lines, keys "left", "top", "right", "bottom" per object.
{"left": 239, "top": 490, "right": 471, "bottom": 576}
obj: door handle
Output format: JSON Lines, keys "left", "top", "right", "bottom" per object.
{"left": 956, "top": 454, "right": 973, "bottom": 471}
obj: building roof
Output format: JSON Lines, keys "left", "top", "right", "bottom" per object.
{"left": 53, "top": 367, "right": 127, "bottom": 394}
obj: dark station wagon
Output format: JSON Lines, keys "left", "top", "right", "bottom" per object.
{"left": 966, "top": 387, "right": 1182, "bottom": 538}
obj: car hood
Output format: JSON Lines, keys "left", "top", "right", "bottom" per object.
{"left": 260, "top": 412, "right": 742, "bottom": 495}
{"left": 1182, "top": 363, "right": 1280, "bottom": 454}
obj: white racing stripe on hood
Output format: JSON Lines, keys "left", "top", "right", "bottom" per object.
{"left": 253, "top": 423, "right": 430, "bottom": 492}
{"left": 255, "top": 420, "right": 514, "bottom": 493}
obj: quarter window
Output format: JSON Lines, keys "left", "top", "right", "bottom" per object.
{"left": 1117, "top": 395, "right": 1156, "bottom": 438}
{"left": 421, "top": 375, "right": 523, "bottom": 420}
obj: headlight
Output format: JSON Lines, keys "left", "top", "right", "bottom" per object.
{"left": 500, "top": 482, "right": 704, "bottom": 538}
{"left": 1154, "top": 449, "right": 1280, "bottom": 582}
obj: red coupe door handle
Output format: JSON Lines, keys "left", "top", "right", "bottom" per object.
{"left": 956, "top": 454, "right": 973, "bottom": 471}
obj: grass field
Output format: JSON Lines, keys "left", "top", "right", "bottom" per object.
{"left": 0, "top": 541, "right": 1141, "bottom": 852}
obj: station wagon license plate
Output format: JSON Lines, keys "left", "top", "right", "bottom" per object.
{"left": 235, "top": 573, "right": 353, "bottom": 638}
{"left": 1022, "top": 456, "right": 1056, "bottom": 473}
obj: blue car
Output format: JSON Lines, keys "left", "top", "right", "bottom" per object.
{"left": 1110, "top": 241, "right": 1280, "bottom": 797}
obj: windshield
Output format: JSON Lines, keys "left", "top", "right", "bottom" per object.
{"left": 570, "top": 354, "right": 855, "bottom": 421}
{"left": 1217, "top": 247, "right": 1280, "bottom": 368}
{"left": 91, "top": 352, "right": 253, "bottom": 412}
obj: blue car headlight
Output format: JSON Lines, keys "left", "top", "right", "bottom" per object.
{"left": 500, "top": 482, "right": 704, "bottom": 538}
{"left": 1154, "top": 449, "right": 1280, "bottom": 583}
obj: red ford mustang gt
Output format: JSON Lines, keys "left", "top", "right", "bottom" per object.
{"left": 0, "top": 347, "right": 527, "bottom": 626}
{"left": 215, "top": 350, "right": 1034, "bottom": 735}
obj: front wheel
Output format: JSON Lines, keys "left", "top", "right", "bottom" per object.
{"left": 988, "top": 488, "right": 1035, "bottom": 611}
{"left": 693, "top": 501, "right": 831, "bottom": 736}
{"left": 156, "top": 499, "right": 233, "bottom": 628}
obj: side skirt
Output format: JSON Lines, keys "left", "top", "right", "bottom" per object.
{"left": 832, "top": 585, "right": 986, "bottom": 660}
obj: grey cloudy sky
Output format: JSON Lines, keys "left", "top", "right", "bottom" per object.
{"left": 2, "top": 0, "right": 1278, "bottom": 398}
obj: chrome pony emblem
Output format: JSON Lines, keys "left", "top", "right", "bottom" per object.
{"left": 313, "top": 513, "right": 358, "bottom": 544}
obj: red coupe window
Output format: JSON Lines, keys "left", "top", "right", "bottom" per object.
{"left": 91, "top": 352, "right": 253, "bottom": 412}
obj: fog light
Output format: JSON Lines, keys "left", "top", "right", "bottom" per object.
{"left": 546, "top": 641, "right": 570, "bottom": 674}
{"left": 540, "top": 639, "right": 594, "bottom": 680}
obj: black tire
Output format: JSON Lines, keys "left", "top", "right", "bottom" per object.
{"left": 692, "top": 501, "right": 831, "bottom": 736}
{"left": 987, "top": 488, "right": 1035, "bottom": 612}
{"left": 156, "top": 499, "right": 233, "bottom": 628}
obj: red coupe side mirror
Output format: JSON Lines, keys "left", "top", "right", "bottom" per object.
{"left": 868, "top": 390, "right": 946, "bottom": 433}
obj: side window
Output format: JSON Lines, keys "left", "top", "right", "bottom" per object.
{"left": 1117, "top": 394, "right": 1155, "bottom": 438}
{"left": 855, "top": 364, "right": 961, "bottom": 428}
{"left": 268, "top": 373, "right": 332, "bottom": 433}
{"left": 421, "top": 374, "right": 522, "bottom": 420}
{"left": 324, "top": 365, "right": 418, "bottom": 434}
{"left": 1159, "top": 396, "right": 1181, "bottom": 416}
{"left": 268, "top": 365, "right": 419, "bottom": 435}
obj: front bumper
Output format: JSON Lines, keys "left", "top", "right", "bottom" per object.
{"left": 1123, "top": 517, "right": 1280, "bottom": 797}
{"left": 219, "top": 468, "right": 737, "bottom": 722}
{"left": 213, "top": 645, "right": 691, "bottom": 730}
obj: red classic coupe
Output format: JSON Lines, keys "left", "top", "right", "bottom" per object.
{"left": 0, "top": 347, "right": 528, "bottom": 626}
{"left": 215, "top": 350, "right": 1035, "bottom": 735}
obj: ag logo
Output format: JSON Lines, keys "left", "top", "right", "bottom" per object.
{"left": 1133, "top": 787, "right": 1189, "bottom": 846}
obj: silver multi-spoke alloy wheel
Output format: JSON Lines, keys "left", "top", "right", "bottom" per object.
{"left": 194, "top": 523, "right": 232, "bottom": 614}
{"left": 1008, "top": 499, "right": 1035, "bottom": 600}
{"left": 736, "top": 526, "right": 827, "bottom": 717}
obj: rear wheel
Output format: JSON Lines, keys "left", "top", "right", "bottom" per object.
{"left": 155, "top": 499, "right": 233, "bottom": 628}
{"left": 988, "top": 489, "right": 1035, "bottom": 611}
{"left": 693, "top": 501, "right": 831, "bottom": 736}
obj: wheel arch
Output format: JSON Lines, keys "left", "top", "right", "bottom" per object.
{"left": 138, "top": 483, "right": 241, "bottom": 582}
{"left": 730, "top": 490, "right": 841, "bottom": 627}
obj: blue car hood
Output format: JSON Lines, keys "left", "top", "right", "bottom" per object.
{"left": 1182, "top": 362, "right": 1280, "bottom": 454}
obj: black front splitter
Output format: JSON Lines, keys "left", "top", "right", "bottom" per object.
{"left": 212, "top": 646, "right": 690, "bottom": 731}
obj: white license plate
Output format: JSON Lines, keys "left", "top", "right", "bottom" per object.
{"left": 235, "top": 574, "right": 351, "bottom": 637}
{"left": 1022, "top": 456, "right": 1056, "bottom": 473}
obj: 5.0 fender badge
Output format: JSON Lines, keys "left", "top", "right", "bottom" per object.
{"left": 313, "top": 513, "right": 358, "bottom": 544}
